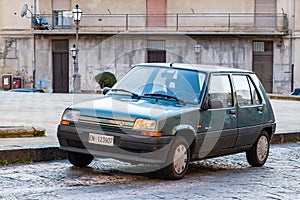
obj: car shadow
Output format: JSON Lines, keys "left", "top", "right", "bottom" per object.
{"left": 66, "top": 155, "right": 254, "bottom": 181}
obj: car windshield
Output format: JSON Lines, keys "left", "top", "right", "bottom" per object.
{"left": 109, "top": 65, "right": 206, "bottom": 104}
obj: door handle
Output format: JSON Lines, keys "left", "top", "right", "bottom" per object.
{"left": 229, "top": 109, "right": 236, "bottom": 114}
{"left": 257, "top": 106, "right": 263, "bottom": 112}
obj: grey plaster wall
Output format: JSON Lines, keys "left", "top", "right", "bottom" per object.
{"left": 75, "top": 35, "right": 147, "bottom": 91}
{"left": 0, "top": 37, "right": 34, "bottom": 88}
{"left": 74, "top": 35, "right": 255, "bottom": 91}
{"left": 35, "top": 37, "right": 52, "bottom": 91}
{"left": 273, "top": 39, "right": 293, "bottom": 94}
{"left": 6, "top": 35, "right": 292, "bottom": 94}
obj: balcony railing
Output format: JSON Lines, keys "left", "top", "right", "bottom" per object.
{"left": 37, "top": 13, "right": 288, "bottom": 35}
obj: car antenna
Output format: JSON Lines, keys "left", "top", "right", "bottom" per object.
{"left": 170, "top": 62, "right": 175, "bottom": 67}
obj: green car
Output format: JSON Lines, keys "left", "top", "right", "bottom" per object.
{"left": 57, "top": 63, "right": 276, "bottom": 179}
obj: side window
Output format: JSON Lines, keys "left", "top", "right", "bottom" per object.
{"left": 208, "top": 75, "right": 233, "bottom": 108}
{"left": 53, "top": 10, "right": 72, "bottom": 28}
{"left": 249, "top": 78, "right": 262, "bottom": 105}
{"left": 232, "top": 75, "right": 262, "bottom": 106}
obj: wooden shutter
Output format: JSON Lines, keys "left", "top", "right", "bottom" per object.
{"left": 53, "top": 0, "right": 71, "bottom": 10}
{"left": 255, "top": 0, "right": 276, "bottom": 13}
{"left": 146, "top": 0, "right": 166, "bottom": 27}
{"left": 255, "top": 0, "right": 276, "bottom": 29}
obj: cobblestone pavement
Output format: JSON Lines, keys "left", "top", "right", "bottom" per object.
{"left": 0, "top": 142, "right": 299, "bottom": 200}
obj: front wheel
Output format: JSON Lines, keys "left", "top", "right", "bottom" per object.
{"left": 67, "top": 152, "right": 94, "bottom": 167}
{"left": 246, "top": 131, "right": 270, "bottom": 167}
{"left": 159, "top": 136, "right": 190, "bottom": 180}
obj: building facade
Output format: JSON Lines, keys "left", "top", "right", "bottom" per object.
{"left": 0, "top": 0, "right": 297, "bottom": 94}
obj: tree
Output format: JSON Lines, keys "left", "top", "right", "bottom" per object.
{"left": 95, "top": 72, "right": 117, "bottom": 89}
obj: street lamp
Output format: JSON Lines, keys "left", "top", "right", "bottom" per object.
{"left": 72, "top": 4, "right": 82, "bottom": 93}
{"left": 194, "top": 41, "right": 201, "bottom": 64}
{"left": 70, "top": 43, "right": 77, "bottom": 62}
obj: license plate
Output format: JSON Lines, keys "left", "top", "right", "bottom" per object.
{"left": 88, "top": 133, "right": 114, "bottom": 146}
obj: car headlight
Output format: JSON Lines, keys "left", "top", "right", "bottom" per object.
{"left": 60, "top": 109, "right": 80, "bottom": 125}
{"left": 133, "top": 119, "right": 156, "bottom": 131}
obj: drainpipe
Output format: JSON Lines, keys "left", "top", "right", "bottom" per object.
{"left": 32, "top": 0, "right": 36, "bottom": 15}
{"left": 32, "top": 0, "right": 36, "bottom": 88}
{"left": 290, "top": 0, "right": 295, "bottom": 92}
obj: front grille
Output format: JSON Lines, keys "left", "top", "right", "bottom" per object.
{"left": 77, "top": 116, "right": 138, "bottom": 134}
{"left": 79, "top": 116, "right": 134, "bottom": 128}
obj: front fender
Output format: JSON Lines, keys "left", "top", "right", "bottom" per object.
{"left": 172, "top": 125, "right": 196, "bottom": 149}
{"left": 172, "top": 124, "right": 196, "bottom": 135}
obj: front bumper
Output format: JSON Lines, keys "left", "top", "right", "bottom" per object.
{"left": 57, "top": 125, "right": 173, "bottom": 164}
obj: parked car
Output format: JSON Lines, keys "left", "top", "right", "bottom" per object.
{"left": 8, "top": 88, "right": 45, "bottom": 93}
{"left": 57, "top": 63, "right": 276, "bottom": 179}
{"left": 290, "top": 88, "right": 300, "bottom": 96}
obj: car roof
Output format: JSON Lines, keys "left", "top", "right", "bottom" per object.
{"left": 136, "top": 63, "right": 253, "bottom": 74}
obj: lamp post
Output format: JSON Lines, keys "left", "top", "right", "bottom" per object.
{"left": 194, "top": 41, "right": 201, "bottom": 64}
{"left": 70, "top": 43, "right": 77, "bottom": 65}
{"left": 72, "top": 4, "right": 82, "bottom": 93}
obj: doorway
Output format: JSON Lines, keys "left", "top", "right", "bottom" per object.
{"left": 252, "top": 41, "right": 273, "bottom": 93}
{"left": 147, "top": 40, "right": 166, "bottom": 63}
{"left": 52, "top": 40, "right": 69, "bottom": 93}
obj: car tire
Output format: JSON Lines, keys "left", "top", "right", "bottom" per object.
{"left": 246, "top": 131, "right": 270, "bottom": 167}
{"left": 67, "top": 152, "right": 94, "bottom": 167}
{"left": 159, "top": 136, "right": 190, "bottom": 180}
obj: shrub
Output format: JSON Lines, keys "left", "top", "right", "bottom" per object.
{"left": 95, "top": 72, "right": 117, "bottom": 89}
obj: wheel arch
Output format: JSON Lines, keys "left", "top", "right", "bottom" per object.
{"left": 173, "top": 125, "right": 197, "bottom": 156}
{"left": 262, "top": 126, "right": 273, "bottom": 141}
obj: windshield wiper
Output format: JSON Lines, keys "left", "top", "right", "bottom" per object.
{"left": 110, "top": 89, "right": 140, "bottom": 98}
{"left": 143, "top": 93, "right": 186, "bottom": 104}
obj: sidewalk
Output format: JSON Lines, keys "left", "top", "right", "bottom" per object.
{"left": 0, "top": 92, "right": 299, "bottom": 163}
{"left": 0, "top": 93, "right": 98, "bottom": 163}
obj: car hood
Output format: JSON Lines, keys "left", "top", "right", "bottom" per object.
{"left": 70, "top": 96, "right": 197, "bottom": 121}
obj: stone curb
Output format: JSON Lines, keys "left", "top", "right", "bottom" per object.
{"left": 0, "top": 146, "right": 67, "bottom": 164}
{"left": 268, "top": 94, "right": 300, "bottom": 101}
{"left": 271, "top": 132, "right": 300, "bottom": 144}
{"left": 0, "top": 126, "right": 45, "bottom": 138}
{"left": 0, "top": 132, "right": 299, "bottom": 164}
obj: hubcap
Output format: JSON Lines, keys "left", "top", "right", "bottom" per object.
{"left": 173, "top": 144, "right": 188, "bottom": 174}
{"left": 256, "top": 135, "right": 269, "bottom": 162}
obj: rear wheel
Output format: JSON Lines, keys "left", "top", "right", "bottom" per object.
{"left": 246, "top": 131, "right": 270, "bottom": 167}
{"left": 160, "top": 136, "right": 190, "bottom": 180}
{"left": 67, "top": 152, "right": 94, "bottom": 167}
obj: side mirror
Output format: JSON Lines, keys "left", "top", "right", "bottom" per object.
{"left": 102, "top": 87, "right": 111, "bottom": 95}
{"left": 204, "top": 99, "right": 223, "bottom": 109}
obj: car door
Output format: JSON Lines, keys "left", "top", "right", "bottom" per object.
{"left": 197, "top": 74, "right": 238, "bottom": 158}
{"left": 232, "top": 74, "right": 264, "bottom": 147}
